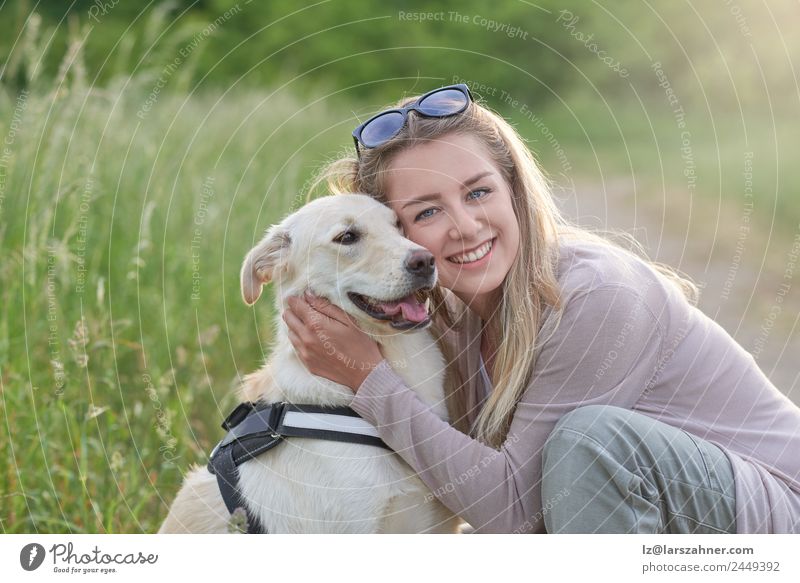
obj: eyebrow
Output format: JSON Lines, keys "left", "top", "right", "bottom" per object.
{"left": 400, "top": 170, "right": 494, "bottom": 209}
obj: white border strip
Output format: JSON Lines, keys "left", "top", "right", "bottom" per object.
{"left": 282, "top": 411, "right": 381, "bottom": 438}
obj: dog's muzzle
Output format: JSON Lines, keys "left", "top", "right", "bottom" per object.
{"left": 347, "top": 283, "right": 434, "bottom": 331}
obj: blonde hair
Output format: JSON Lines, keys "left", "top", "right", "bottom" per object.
{"left": 310, "top": 93, "right": 699, "bottom": 448}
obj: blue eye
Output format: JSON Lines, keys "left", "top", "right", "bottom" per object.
{"left": 412, "top": 188, "right": 491, "bottom": 222}
{"left": 414, "top": 207, "right": 438, "bottom": 222}
{"left": 468, "top": 188, "right": 491, "bottom": 200}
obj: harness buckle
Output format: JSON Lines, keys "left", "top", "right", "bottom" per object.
{"left": 221, "top": 402, "right": 256, "bottom": 430}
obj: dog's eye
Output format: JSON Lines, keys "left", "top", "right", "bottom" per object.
{"left": 333, "top": 230, "right": 360, "bottom": 245}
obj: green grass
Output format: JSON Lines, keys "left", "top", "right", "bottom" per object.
{"left": 2, "top": 73, "right": 798, "bottom": 532}
{"left": 0, "top": 76, "right": 347, "bottom": 532}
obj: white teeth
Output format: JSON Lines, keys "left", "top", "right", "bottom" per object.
{"left": 449, "top": 239, "right": 493, "bottom": 264}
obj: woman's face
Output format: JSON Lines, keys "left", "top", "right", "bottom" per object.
{"left": 383, "top": 132, "right": 521, "bottom": 311}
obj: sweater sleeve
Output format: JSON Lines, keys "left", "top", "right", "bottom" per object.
{"left": 349, "top": 285, "right": 665, "bottom": 533}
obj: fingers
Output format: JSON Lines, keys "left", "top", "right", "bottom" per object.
{"left": 283, "top": 308, "right": 310, "bottom": 361}
{"left": 283, "top": 306, "right": 305, "bottom": 334}
{"left": 303, "top": 291, "right": 352, "bottom": 327}
{"left": 287, "top": 296, "right": 326, "bottom": 331}
{"left": 283, "top": 300, "right": 331, "bottom": 342}
{"left": 287, "top": 291, "right": 350, "bottom": 328}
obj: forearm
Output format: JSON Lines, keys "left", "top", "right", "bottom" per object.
{"left": 350, "top": 360, "right": 545, "bottom": 533}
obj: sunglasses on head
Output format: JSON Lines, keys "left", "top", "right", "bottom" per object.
{"left": 352, "top": 83, "right": 474, "bottom": 157}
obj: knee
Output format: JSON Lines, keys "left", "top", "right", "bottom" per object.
{"left": 541, "top": 406, "right": 633, "bottom": 492}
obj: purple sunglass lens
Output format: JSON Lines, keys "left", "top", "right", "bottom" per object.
{"left": 417, "top": 89, "right": 468, "bottom": 116}
{"left": 360, "top": 111, "right": 406, "bottom": 148}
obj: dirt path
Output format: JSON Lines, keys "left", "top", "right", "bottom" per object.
{"left": 554, "top": 178, "right": 800, "bottom": 405}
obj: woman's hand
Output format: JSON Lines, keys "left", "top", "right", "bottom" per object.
{"left": 283, "top": 291, "right": 384, "bottom": 392}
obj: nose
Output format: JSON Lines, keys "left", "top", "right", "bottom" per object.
{"left": 447, "top": 204, "right": 482, "bottom": 240}
{"left": 405, "top": 249, "right": 435, "bottom": 278}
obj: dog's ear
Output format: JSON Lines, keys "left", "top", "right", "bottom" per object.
{"left": 241, "top": 225, "right": 291, "bottom": 305}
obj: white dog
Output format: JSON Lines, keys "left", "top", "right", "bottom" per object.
{"left": 159, "top": 194, "right": 463, "bottom": 533}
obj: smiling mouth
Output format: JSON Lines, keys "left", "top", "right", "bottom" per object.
{"left": 347, "top": 287, "right": 433, "bottom": 330}
{"left": 447, "top": 237, "right": 495, "bottom": 264}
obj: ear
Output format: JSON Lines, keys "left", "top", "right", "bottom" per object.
{"left": 240, "top": 225, "right": 291, "bottom": 305}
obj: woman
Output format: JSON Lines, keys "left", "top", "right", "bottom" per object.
{"left": 282, "top": 84, "right": 800, "bottom": 533}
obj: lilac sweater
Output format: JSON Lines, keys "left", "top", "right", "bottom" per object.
{"left": 349, "top": 239, "right": 800, "bottom": 533}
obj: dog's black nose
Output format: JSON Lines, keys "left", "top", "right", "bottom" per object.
{"left": 405, "top": 250, "right": 435, "bottom": 277}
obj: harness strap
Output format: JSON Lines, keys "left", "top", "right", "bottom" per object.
{"left": 207, "top": 401, "right": 391, "bottom": 534}
{"left": 211, "top": 442, "right": 264, "bottom": 534}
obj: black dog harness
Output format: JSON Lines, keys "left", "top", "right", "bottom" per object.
{"left": 207, "top": 401, "right": 392, "bottom": 533}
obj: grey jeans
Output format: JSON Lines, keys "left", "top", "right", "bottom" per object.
{"left": 541, "top": 405, "right": 737, "bottom": 533}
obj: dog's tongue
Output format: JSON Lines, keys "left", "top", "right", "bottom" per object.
{"left": 378, "top": 294, "right": 428, "bottom": 323}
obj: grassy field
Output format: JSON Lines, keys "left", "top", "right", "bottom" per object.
{"left": 2, "top": 72, "right": 798, "bottom": 532}
{"left": 0, "top": 76, "right": 349, "bottom": 532}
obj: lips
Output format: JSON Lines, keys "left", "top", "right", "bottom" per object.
{"left": 347, "top": 287, "right": 433, "bottom": 330}
{"left": 447, "top": 237, "right": 495, "bottom": 264}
